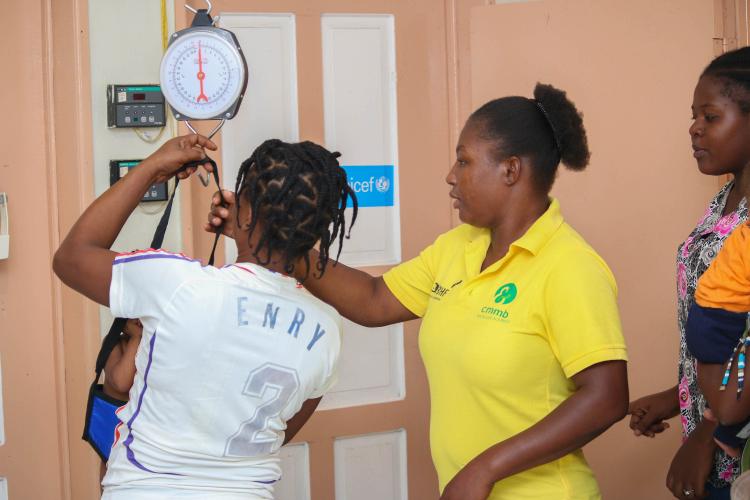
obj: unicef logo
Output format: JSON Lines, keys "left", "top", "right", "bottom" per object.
{"left": 494, "top": 283, "right": 517, "bottom": 305}
{"left": 375, "top": 176, "right": 390, "bottom": 193}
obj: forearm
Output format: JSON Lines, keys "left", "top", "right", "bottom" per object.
{"left": 469, "top": 363, "right": 628, "bottom": 483}
{"left": 53, "top": 161, "right": 161, "bottom": 304}
{"left": 656, "top": 385, "right": 681, "bottom": 419}
{"left": 54, "top": 134, "right": 214, "bottom": 306}
{"left": 299, "top": 250, "right": 415, "bottom": 327}
{"left": 58, "top": 160, "right": 160, "bottom": 253}
{"left": 693, "top": 415, "right": 719, "bottom": 442}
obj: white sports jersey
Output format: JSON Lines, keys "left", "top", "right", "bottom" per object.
{"left": 102, "top": 250, "right": 342, "bottom": 499}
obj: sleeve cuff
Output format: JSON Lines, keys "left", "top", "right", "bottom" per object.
{"left": 382, "top": 272, "right": 427, "bottom": 317}
{"left": 562, "top": 346, "right": 628, "bottom": 378}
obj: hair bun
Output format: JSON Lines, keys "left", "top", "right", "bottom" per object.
{"left": 533, "top": 83, "right": 590, "bottom": 171}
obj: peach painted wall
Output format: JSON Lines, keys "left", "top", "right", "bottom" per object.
{"left": 1, "top": 0, "right": 746, "bottom": 499}
{"left": 0, "top": 1, "right": 71, "bottom": 499}
{"left": 467, "top": 1, "right": 726, "bottom": 499}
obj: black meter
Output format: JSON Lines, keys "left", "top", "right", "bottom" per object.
{"left": 107, "top": 84, "right": 166, "bottom": 128}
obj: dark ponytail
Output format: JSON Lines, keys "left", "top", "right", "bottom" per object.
{"left": 469, "top": 82, "right": 590, "bottom": 192}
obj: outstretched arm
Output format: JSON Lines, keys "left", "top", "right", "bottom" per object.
{"left": 627, "top": 386, "right": 679, "bottom": 437}
{"left": 205, "top": 191, "right": 416, "bottom": 327}
{"left": 53, "top": 135, "right": 216, "bottom": 306}
{"left": 297, "top": 250, "right": 416, "bottom": 327}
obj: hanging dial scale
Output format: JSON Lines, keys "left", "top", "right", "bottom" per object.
{"left": 160, "top": 1, "right": 248, "bottom": 137}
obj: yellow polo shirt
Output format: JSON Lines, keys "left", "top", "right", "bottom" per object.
{"left": 383, "top": 199, "right": 627, "bottom": 500}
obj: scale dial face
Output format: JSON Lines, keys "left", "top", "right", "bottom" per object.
{"left": 160, "top": 29, "right": 246, "bottom": 120}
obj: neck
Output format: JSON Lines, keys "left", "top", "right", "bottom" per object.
{"left": 733, "top": 169, "right": 750, "bottom": 200}
{"left": 724, "top": 169, "right": 750, "bottom": 214}
{"left": 235, "top": 228, "right": 293, "bottom": 276}
{"left": 483, "top": 195, "right": 550, "bottom": 269}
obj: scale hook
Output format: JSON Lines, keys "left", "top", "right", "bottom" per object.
{"left": 185, "top": 0, "right": 212, "bottom": 16}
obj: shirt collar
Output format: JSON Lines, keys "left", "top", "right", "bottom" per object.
{"left": 464, "top": 198, "right": 564, "bottom": 277}
{"left": 510, "top": 198, "right": 564, "bottom": 256}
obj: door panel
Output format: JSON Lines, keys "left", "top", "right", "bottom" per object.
{"left": 177, "top": 1, "right": 451, "bottom": 498}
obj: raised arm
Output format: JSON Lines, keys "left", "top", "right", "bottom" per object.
{"left": 206, "top": 191, "right": 416, "bottom": 327}
{"left": 53, "top": 135, "right": 216, "bottom": 306}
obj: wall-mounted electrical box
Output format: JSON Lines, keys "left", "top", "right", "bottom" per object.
{"left": 110, "top": 160, "right": 169, "bottom": 202}
{"left": 107, "top": 84, "right": 166, "bottom": 128}
{"left": 0, "top": 193, "right": 8, "bottom": 260}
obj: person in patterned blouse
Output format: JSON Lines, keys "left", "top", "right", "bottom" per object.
{"left": 628, "top": 46, "right": 750, "bottom": 500}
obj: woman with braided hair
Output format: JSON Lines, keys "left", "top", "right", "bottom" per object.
{"left": 53, "top": 134, "right": 356, "bottom": 499}
{"left": 208, "top": 82, "right": 629, "bottom": 500}
{"left": 233, "top": 138, "right": 356, "bottom": 279}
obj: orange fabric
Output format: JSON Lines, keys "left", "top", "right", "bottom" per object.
{"left": 695, "top": 223, "right": 750, "bottom": 313}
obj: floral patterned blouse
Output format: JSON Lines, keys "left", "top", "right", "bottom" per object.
{"left": 677, "top": 181, "right": 748, "bottom": 487}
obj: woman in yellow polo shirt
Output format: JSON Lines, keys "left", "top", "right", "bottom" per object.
{"left": 207, "top": 83, "right": 629, "bottom": 500}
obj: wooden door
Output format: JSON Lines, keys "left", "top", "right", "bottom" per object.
{"left": 177, "top": 1, "right": 454, "bottom": 498}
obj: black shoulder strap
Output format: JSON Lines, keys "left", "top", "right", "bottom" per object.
{"left": 92, "top": 156, "right": 224, "bottom": 384}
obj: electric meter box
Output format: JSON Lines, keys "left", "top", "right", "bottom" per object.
{"left": 107, "top": 84, "right": 166, "bottom": 128}
{"left": 109, "top": 160, "right": 169, "bottom": 202}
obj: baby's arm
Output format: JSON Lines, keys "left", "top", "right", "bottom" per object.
{"left": 104, "top": 319, "right": 143, "bottom": 395}
{"left": 699, "top": 359, "right": 750, "bottom": 425}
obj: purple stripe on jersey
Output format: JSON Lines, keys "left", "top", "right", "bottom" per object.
{"left": 123, "top": 332, "right": 182, "bottom": 476}
{"left": 114, "top": 253, "right": 198, "bottom": 266}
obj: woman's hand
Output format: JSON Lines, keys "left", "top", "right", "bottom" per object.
{"left": 666, "top": 418, "right": 716, "bottom": 499}
{"left": 628, "top": 387, "right": 679, "bottom": 437}
{"left": 440, "top": 460, "right": 494, "bottom": 500}
{"left": 141, "top": 134, "right": 217, "bottom": 184}
{"left": 204, "top": 189, "right": 238, "bottom": 240}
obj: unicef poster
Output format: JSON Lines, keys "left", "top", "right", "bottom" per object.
{"left": 334, "top": 164, "right": 401, "bottom": 267}
{"left": 322, "top": 15, "right": 401, "bottom": 268}
{"left": 342, "top": 165, "right": 394, "bottom": 208}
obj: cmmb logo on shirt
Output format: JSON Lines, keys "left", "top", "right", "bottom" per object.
{"left": 478, "top": 283, "right": 517, "bottom": 322}
{"left": 494, "top": 283, "right": 517, "bottom": 304}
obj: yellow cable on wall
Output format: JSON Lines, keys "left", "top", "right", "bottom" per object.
{"left": 161, "top": 0, "right": 168, "bottom": 52}
{"left": 160, "top": 0, "right": 178, "bottom": 140}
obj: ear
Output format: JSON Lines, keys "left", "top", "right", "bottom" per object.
{"left": 500, "top": 156, "right": 522, "bottom": 186}
{"left": 237, "top": 201, "right": 253, "bottom": 230}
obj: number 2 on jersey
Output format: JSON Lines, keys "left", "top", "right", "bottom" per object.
{"left": 224, "top": 363, "right": 300, "bottom": 456}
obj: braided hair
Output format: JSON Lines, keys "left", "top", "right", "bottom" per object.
{"left": 234, "top": 139, "right": 357, "bottom": 280}
{"left": 702, "top": 46, "right": 750, "bottom": 114}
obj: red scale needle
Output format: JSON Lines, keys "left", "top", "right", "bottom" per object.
{"left": 196, "top": 41, "right": 208, "bottom": 103}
